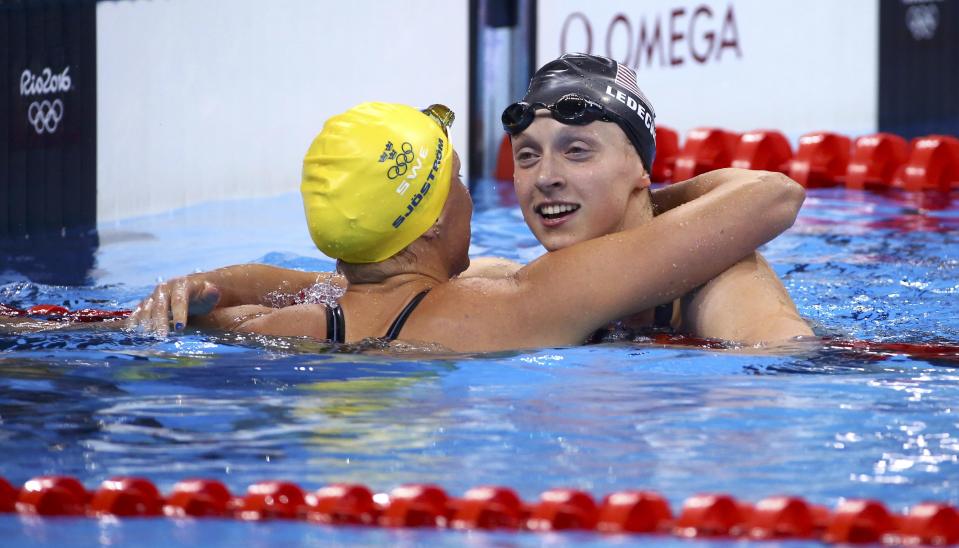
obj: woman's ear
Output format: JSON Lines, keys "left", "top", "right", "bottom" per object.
{"left": 422, "top": 222, "right": 442, "bottom": 241}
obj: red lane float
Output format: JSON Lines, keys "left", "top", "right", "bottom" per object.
{"left": 309, "top": 483, "right": 378, "bottom": 525}
{"left": 648, "top": 333, "right": 959, "bottom": 365}
{"left": 731, "top": 130, "right": 793, "bottom": 173}
{"left": 672, "top": 128, "right": 739, "bottom": 181}
{"left": 493, "top": 133, "right": 514, "bottom": 183}
{"left": 164, "top": 479, "right": 233, "bottom": 518}
{"left": 1, "top": 303, "right": 131, "bottom": 322}
{"left": 825, "top": 499, "right": 897, "bottom": 544}
{"left": 16, "top": 476, "right": 89, "bottom": 516}
{"left": 674, "top": 493, "right": 749, "bottom": 538}
{"left": 898, "top": 502, "right": 959, "bottom": 545}
{"left": 90, "top": 477, "right": 163, "bottom": 517}
{"left": 651, "top": 125, "right": 680, "bottom": 182}
{"left": 381, "top": 484, "right": 449, "bottom": 528}
{"left": 451, "top": 486, "right": 523, "bottom": 530}
{"left": 787, "top": 131, "right": 851, "bottom": 187}
{"left": 597, "top": 490, "right": 672, "bottom": 533}
{"left": 0, "top": 477, "right": 17, "bottom": 513}
{"left": 846, "top": 133, "right": 909, "bottom": 189}
{"left": 894, "top": 135, "right": 959, "bottom": 192}
{"left": 747, "top": 496, "right": 817, "bottom": 540}
{"left": 527, "top": 488, "right": 599, "bottom": 531}
{"left": 238, "top": 481, "right": 307, "bottom": 520}
{"left": 829, "top": 339, "right": 959, "bottom": 365}
{"left": 2, "top": 474, "right": 957, "bottom": 544}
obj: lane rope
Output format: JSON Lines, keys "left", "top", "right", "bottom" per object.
{"left": 2, "top": 475, "right": 956, "bottom": 544}
{"left": 4, "top": 303, "right": 956, "bottom": 364}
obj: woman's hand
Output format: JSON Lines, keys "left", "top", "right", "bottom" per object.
{"left": 126, "top": 275, "right": 222, "bottom": 336}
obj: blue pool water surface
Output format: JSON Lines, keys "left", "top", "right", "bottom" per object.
{"left": 1, "top": 184, "right": 958, "bottom": 546}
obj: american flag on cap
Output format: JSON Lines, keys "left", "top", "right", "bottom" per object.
{"left": 614, "top": 63, "right": 655, "bottom": 117}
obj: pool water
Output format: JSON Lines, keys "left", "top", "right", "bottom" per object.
{"left": 1, "top": 184, "right": 958, "bottom": 546}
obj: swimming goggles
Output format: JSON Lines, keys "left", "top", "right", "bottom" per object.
{"left": 422, "top": 103, "right": 455, "bottom": 136}
{"left": 501, "top": 94, "right": 617, "bottom": 135}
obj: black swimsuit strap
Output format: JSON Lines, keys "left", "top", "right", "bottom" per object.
{"left": 653, "top": 301, "right": 674, "bottom": 328}
{"left": 586, "top": 301, "right": 675, "bottom": 344}
{"left": 325, "top": 303, "right": 345, "bottom": 343}
{"left": 384, "top": 290, "right": 431, "bottom": 341}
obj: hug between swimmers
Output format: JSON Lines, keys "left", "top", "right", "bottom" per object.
{"left": 127, "top": 53, "right": 812, "bottom": 352}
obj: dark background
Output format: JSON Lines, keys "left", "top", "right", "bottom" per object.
{"left": 878, "top": 0, "right": 958, "bottom": 139}
{"left": 1, "top": 0, "right": 97, "bottom": 284}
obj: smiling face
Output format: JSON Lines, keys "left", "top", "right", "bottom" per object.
{"left": 511, "top": 113, "right": 652, "bottom": 251}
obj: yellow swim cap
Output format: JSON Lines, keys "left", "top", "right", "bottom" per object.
{"left": 301, "top": 102, "right": 455, "bottom": 263}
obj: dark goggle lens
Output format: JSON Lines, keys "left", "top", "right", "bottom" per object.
{"left": 552, "top": 96, "right": 589, "bottom": 120}
{"left": 502, "top": 102, "right": 535, "bottom": 134}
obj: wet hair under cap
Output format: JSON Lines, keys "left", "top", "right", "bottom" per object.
{"left": 515, "top": 53, "right": 657, "bottom": 172}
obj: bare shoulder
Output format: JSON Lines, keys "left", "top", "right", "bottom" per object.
{"left": 680, "top": 252, "right": 812, "bottom": 343}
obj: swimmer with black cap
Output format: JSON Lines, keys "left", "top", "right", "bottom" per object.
{"left": 130, "top": 100, "right": 806, "bottom": 352}
{"left": 482, "top": 53, "right": 813, "bottom": 343}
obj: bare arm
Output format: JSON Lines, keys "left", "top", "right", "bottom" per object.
{"left": 497, "top": 169, "right": 806, "bottom": 347}
{"left": 461, "top": 171, "right": 758, "bottom": 282}
{"left": 679, "top": 252, "right": 814, "bottom": 344}
{"left": 127, "top": 264, "right": 338, "bottom": 335}
{"left": 649, "top": 169, "right": 744, "bottom": 215}
{"left": 192, "top": 303, "right": 328, "bottom": 337}
{"left": 460, "top": 257, "right": 523, "bottom": 278}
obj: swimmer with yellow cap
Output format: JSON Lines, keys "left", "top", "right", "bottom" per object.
{"left": 130, "top": 101, "right": 805, "bottom": 352}
{"left": 301, "top": 102, "right": 458, "bottom": 265}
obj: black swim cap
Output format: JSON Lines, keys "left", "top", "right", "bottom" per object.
{"left": 506, "top": 53, "right": 657, "bottom": 172}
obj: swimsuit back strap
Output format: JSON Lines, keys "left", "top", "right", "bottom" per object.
{"left": 325, "top": 303, "right": 345, "bottom": 343}
{"left": 653, "top": 301, "right": 673, "bottom": 329}
{"left": 384, "top": 290, "right": 431, "bottom": 341}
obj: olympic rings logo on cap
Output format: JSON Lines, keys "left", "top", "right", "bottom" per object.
{"left": 387, "top": 142, "right": 417, "bottom": 180}
{"left": 27, "top": 99, "right": 64, "bottom": 134}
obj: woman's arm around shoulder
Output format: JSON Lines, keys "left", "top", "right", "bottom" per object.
{"left": 465, "top": 169, "right": 806, "bottom": 348}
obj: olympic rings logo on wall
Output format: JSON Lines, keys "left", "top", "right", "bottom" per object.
{"left": 27, "top": 99, "right": 64, "bottom": 134}
{"left": 19, "top": 66, "right": 72, "bottom": 137}
{"left": 906, "top": 3, "right": 939, "bottom": 40}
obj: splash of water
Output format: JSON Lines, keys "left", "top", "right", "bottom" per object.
{"left": 264, "top": 276, "right": 346, "bottom": 308}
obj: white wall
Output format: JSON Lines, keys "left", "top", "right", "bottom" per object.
{"left": 97, "top": 0, "right": 469, "bottom": 223}
{"left": 537, "top": 0, "right": 879, "bottom": 144}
